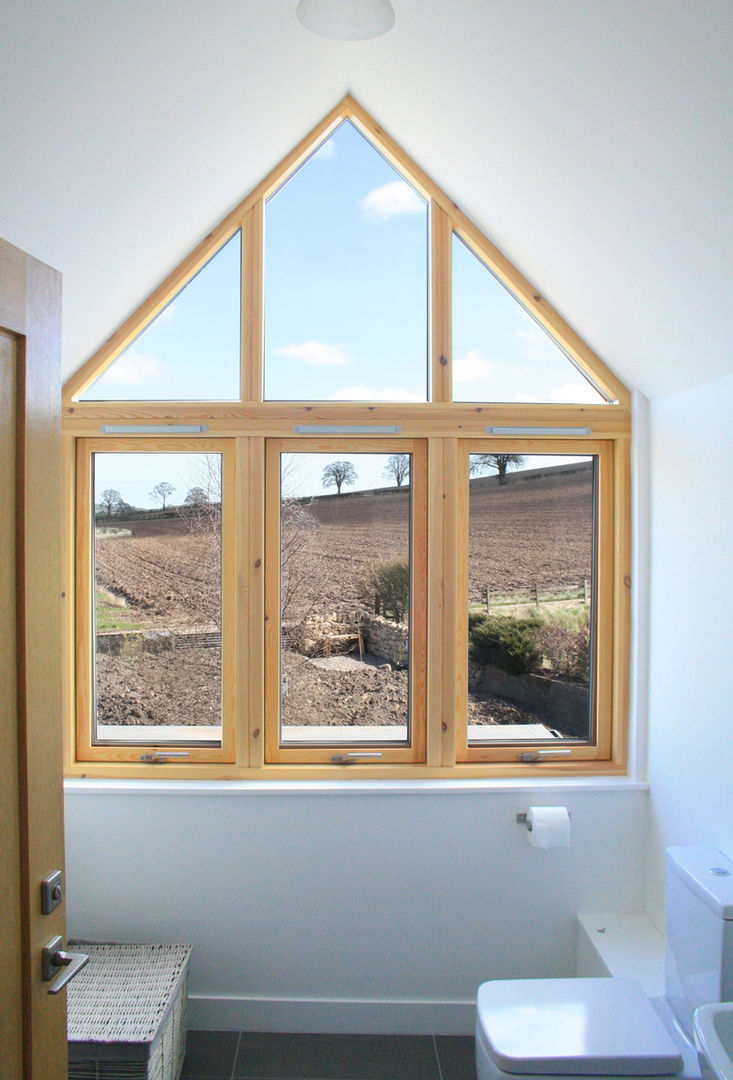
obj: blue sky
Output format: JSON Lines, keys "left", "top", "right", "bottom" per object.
{"left": 452, "top": 235, "right": 605, "bottom": 404}
{"left": 82, "top": 118, "right": 604, "bottom": 407}
{"left": 264, "top": 121, "right": 428, "bottom": 401}
{"left": 93, "top": 449, "right": 590, "bottom": 509}
{"left": 94, "top": 452, "right": 222, "bottom": 511}
{"left": 82, "top": 234, "right": 241, "bottom": 401}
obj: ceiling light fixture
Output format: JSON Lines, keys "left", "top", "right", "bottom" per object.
{"left": 296, "top": 0, "right": 395, "bottom": 40}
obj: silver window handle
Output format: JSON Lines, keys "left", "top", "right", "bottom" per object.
{"left": 42, "top": 936, "right": 89, "bottom": 994}
{"left": 329, "top": 752, "right": 383, "bottom": 764}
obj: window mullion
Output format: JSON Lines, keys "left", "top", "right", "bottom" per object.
{"left": 245, "top": 436, "right": 266, "bottom": 768}
{"left": 441, "top": 437, "right": 461, "bottom": 766}
{"left": 430, "top": 201, "right": 452, "bottom": 405}
{"left": 426, "top": 438, "right": 445, "bottom": 766}
{"left": 241, "top": 200, "right": 264, "bottom": 403}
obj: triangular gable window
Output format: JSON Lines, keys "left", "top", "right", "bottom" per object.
{"left": 452, "top": 233, "right": 607, "bottom": 404}
{"left": 264, "top": 119, "right": 428, "bottom": 402}
{"left": 68, "top": 97, "right": 626, "bottom": 411}
{"left": 81, "top": 231, "right": 241, "bottom": 401}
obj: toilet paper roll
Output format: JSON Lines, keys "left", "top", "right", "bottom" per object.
{"left": 527, "top": 805, "right": 570, "bottom": 848}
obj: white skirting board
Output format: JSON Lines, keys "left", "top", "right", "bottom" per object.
{"left": 188, "top": 994, "right": 476, "bottom": 1035}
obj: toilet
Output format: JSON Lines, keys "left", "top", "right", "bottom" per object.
{"left": 476, "top": 847, "right": 733, "bottom": 1080}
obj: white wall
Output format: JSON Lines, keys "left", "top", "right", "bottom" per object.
{"left": 64, "top": 780, "right": 647, "bottom": 1033}
{"left": 63, "top": 391, "right": 658, "bottom": 1035}
{"left": 645, "top": 372, "right": 733, "bottom": 926}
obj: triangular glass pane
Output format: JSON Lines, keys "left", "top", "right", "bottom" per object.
{"left": 82, "top": 232, "right": 241, "bottom": 401}
{"left": 264, "top": 120, "right": 428, "bottom": 402}
{"left": 452, "top": 234, "right": 607, "bottom": 404}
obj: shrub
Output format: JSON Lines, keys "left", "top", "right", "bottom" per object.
{"left": 370, "top": 559, "right": 410, "bottom": 623}
{"left": 535, "top": 622, "right": 590, "bottom": 683}
{"left": 468, "top": 614, "right": 541, "bottom": 675}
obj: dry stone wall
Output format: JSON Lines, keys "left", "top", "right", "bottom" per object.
{"left": 363, "top": 616, "right": 409, "bottom": 667}
{"left": 284, "top": 611, "right": 409, "bottom": 667}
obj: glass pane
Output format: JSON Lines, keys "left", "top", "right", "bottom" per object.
{"left": 279, "top": 452, "right": 412, "bottom": 744}
{"left": 92, "top": 452, "right": 223, "bottom": 744}
{"left": 265, "top": 121, "right": 428, "bottom": 402}
{"left": 467, "top": 455, "right": 594, "bottom": 743}
{"left": 452, "top": 234, "right": 607, "bottom": 404}
{"left": 82, "top": 233, "right": 241, "bottom": 400}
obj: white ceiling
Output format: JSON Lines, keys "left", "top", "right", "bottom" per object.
{"left": 1, "top": 0, "right": 731, "bottom": 399}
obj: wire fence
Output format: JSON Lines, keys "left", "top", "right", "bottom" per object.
{"left": 472, "top": 579, "right": 591, "bottom": 613}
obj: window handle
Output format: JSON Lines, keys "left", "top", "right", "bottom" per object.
{"left": 517, "top": 749, "right": 572, "bottom": 762}
{"left": 329, "top": 752, "right": 383, "bottom": 764}
{"left": 139, "top": 751, "right": 190, "bottom": 763}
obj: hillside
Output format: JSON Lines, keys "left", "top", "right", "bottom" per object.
{"left": 92, "top": 462, "right": 593, "bottom": 734}
{"left": 95, "top": 461, "right": 594, "bottom": 622}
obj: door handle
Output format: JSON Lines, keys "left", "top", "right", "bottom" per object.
{"left": 42, "top": 936, "right": 89, "bottom": 994}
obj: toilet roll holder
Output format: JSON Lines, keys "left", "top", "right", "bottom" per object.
{"left": 516, "top": 810, "right": 571, "bottom": 831}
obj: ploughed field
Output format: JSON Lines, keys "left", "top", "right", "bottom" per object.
{"left": 466, "top": 464, "right": 593, "bottom": 604}
{"left": 93, "top": 463, "right": 592, "bottom": 730}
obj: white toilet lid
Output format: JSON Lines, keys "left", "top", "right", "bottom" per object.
{"left": 477, "top": 978, "right": 684, "bottom": 1076}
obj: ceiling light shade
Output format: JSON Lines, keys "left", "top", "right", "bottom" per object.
{"left": 296, "top": 0, "right": 395, "bottom": 40}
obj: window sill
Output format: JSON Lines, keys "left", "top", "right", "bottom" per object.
{"left": 64, "top": 775, "right": 648, "bottom": 797}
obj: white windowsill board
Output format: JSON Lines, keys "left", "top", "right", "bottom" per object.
{"left": 65, "top": 776, "right": 648, "bottom": 796}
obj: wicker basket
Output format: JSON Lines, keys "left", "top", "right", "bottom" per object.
{"left": 67, "top": 943, "right": 192, "bottom": 1080}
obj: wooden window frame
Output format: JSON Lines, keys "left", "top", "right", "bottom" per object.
{"left": 74, "top": 437, "right": 237, "bottom": 764}
{"left": 454, "top": 439, "right": 615, "bottom": 764}
{"left": 263, "top": 438, "right": 428, "bottom": 765}
{"left": 61, "top": 96, "right": 631, "bottom": 779}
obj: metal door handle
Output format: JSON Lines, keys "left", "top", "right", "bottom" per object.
{"left": 42, "top": 936, "right": 89, "bottom": 994}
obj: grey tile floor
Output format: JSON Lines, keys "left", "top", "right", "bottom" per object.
{"left": 182, "top": 1031, "right": 478, "bottom": 1080}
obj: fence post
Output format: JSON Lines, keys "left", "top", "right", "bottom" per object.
{"left": 583, "top": 578, "right": 589, "bottom": 604}
{"left": 535, "top": 582, "right": 540, "bottom": 609}
{"left": 485, "top": 584, "right": 490, "bottom": 613}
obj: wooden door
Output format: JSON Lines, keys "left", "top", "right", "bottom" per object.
{"left": 0, "top": 238, "right": 67, "bottom": 1078}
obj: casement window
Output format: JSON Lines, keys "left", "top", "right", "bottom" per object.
{"left": 74, "top": 439, "right": 236, "bottom": 763}
{"left": 264, "top": 440, "right": 427, "bottom": 765}
{"left": 455, "top": 442, "right": 617, "bottom": 764}
{"left": 63, "top": 97, "right": 630, "bottom": 778}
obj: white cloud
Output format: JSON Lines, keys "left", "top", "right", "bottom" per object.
{"left": 156, "top": 301, "right": 177, "bottom": 324}
{"left": 453, "top": 349, "right": 497, "bottom": 383}
{"left": 549, "top": 381, "right": 604, "bottom": 404}
{"left": 360, "top": 180, "right": 424, "bottom": 223}
{"left": 513, "top": 393, "right": 542, "bottom": 403}
{"left": 311, "top": 138, "right": 335, "bottom": 162}
{"left": 516, "top": 324, "right": 557, "bottom": 362}
{"left": 328, "top": 386, "right": 424, "bottom": 402}
{"left": 103, "top": 350, "right": 167, "bottom": 385}
{"left": 274, "top": 339, "right": 351, "bottom": 367}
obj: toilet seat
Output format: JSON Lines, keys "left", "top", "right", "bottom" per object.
{"left": 476, "top": 978, "right": 685, "bottom": 1079}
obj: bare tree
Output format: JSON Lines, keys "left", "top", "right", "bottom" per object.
{"left": 150, "top": 480, "right": 175, "bottom": 509}
{"left": 280, "top": 501, "right": 326, "bottom": 622}
{"left": 470, "top": 453, "right": 525, "bottom": 485}
{"left": 322, "top": 460, "right": 357, "bottom": 495}
{"left": 279, "top": 456, "right": 336, "bottom": 634}
{"left": 382, "top": 453, "right": 410, "bottom": 487}
{"left": 98, "top": 488, "right": 123, "bottom": 517}
{"left": 174, "top": 458, "right": 222, "bottom": 628}
{"left": 184, "top": 486, "right": 210, "bottom": 507}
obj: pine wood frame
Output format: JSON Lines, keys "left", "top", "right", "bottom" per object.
{"left": 62, "top": 96, "right": 631, "bottom": 779}
{"left": 264, "top": 439, "right": 428, "bottom": 765}
{"left": 74, "top": 438, "right": 237, "bottom": 764}
{"left": 454, "top": 439, "right": 615, "bottom": 763}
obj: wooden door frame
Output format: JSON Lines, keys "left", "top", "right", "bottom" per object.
{"left": 1, "top": 238, "right": 66, "bottom": 1079}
